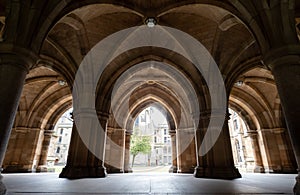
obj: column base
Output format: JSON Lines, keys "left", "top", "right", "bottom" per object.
{"left": 106, "top": 167, "right": 123, "bottom": 174}
{"left": 0, "top": 174, "right": 6, "bottom": 195}
{"left": 253, "top": 165, "right": 265, "bottom": 173}
{"left": 177, "top": 166, "right": 194, "bottom": 174}
{"left": 2, "top": 165, "right": 33, "bottom": 173}
{"left": 59, "top": 166, "right": 107, "bottom": 179}
{"left": 294, "top": 175, "right": 300, "bottom": 195}
{"left": 281, "top": 166, "right": 297, "bottom": 174}
{"left": 169, "top": 166, "right": 177, "bottom": 173}
{"left": 264, "top": 166, "right": 297, "bottom": 174}
{"left": 124, "top": 167, "right": 132, "bottom": 173}
{"left": 36, "top": 165, "right": 48, "bottom": 172}
{"left": 194, "top": 166, "right": 241, "bottom": 179}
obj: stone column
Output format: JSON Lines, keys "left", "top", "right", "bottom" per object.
{"left": 36, "top": 130, "right": 54, "bottom": 172}
{"left": 247, "top": 130, "right": 264, "bottom": 173}
{"left": 3, "top": 127, "right": 43, "bottom": 173}
{"left": 169, "top": 130, "right": 177, "bottom": 173}
{"left": 105, "top": 127, "right": 125, "bottom": 173}
{"left": 2, "top": 127, "right": 27, "bottom": 173}
{"left": 59, "top": 112, "right": 108, "bottom": 178}
{"left": 194, "top": 111, "right": 241, "bottom": 179}
{"left": 104, "top": 127, "right": 113, "bottom": 173}
{"left": 123, "top": 130, "right": 132, "bottom": 173}
{"left": 194, "top": 111, "right": 209, "bottom": 177}
{"left": 264, "top": 46, "right": 300, "bottom": 194}
{"left": 273, "top": 128, "right": 296, "bottom": 173}
{"left": 209, "top": 116, "right": 241, "bottom": 178}
{"left": 176, "top": 128, "right": 197, "bottom": 173}
{"left": 0, "top": 53, "right": 34, "bottom": 194}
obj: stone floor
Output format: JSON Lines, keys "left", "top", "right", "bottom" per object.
{"left": 2, "top": 172, "right": 297, "bottom": 194}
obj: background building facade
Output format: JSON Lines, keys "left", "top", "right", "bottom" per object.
{"left": 47, "top": 109, "right": 73, "bottom": 166}
{"left": 132, "top": 107, "right": 171, "bottom": 167}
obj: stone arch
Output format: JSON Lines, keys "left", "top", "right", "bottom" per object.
{"left": 46, "top": 102, "right": 73, "bottom": 130}
{"left": 122, "top": 99, "right": 176, "bottom": 172}
{"left": 128, "top": 100, "right": 176, "bottom": 131}
{"left": 34, "top": 1, "right": 145, "bottom": 52}
{"left": 3, "top": 65, "right": 73, "bottom": 173}
{"left": 230, "top": 89, "right": 270, "bottom": 129}
{"left": 34, "top": 1, "right": 260, "bottom": 72}
{"left": 228, "top": 67, "right": 297, "bottom": 173}
{"left": 101, "top": 56, "right": 201, "bottom": 173}
{"left": 95, "top": 47, "right": 208, "bottom": 117}
{"left": 32, "top": 0, "right": 262, "bottom": 53}
{"left": 229, "top": 101, "right": 257, "bottom": 131}
{"left": 30, "top": 93, "right": 72, "bottom": 129}
{"left": 43, "top": 1, "right": 258, "bottom": 179}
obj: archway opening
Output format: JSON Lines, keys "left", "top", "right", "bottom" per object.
{"left": 131, "top": 106, "right": 171, "bottom": 173}
{"left": 46, "top": 108, "right": 73, "bottom": 172}
{"left": 228, "top": 108, "right": 256, "bottom": 173}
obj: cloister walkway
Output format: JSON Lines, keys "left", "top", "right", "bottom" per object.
{"left": 3, "top": 172, "right": 296, "bottom": 194}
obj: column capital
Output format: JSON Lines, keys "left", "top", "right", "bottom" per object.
{"left": 247, "top": 130, "right": 258, "bottom": 137}
{"left": 14, "top": 127, "right": 41, "bottom": 133}
{"left": 14, "top": 127, "right": 30, "bottom": 134}
{"left": 271, "top": 128, "right": 286, "bottom": 134}
{"left": 107, "top": 127, "right": 124, "bottom": 133}
{"left": 96, "top": 110, "right": 109, "bottom": 120}
{"left": 0, "top": 45, "right": 39, "bottom": 70}
{"left": 177, "top": 127, "right": 195, "bottom": 135}
{"left": 73, "top": 109, "right": 109, "bottom": 121}
{"left": 106, "top": 127, "right": 114, "bottom": 134}
{"left": 200, "top": 109, "right": 228, "bottom": 120}
{"left": 263, "top": 44, "right": 300, "bottom": 70}
{"left": 43, "top": 130, "right": 55, "bottom": 136}
{"left": 200, "top": 110, "right": 211, "bottom": 119}
{"left": 125, "top": 130, "right": 133, "bottom": 135}
{"left": 258, "top": 128, "right": 285, "bottom": 134}
{"left": 169, "top": 130, "right": 176, "bottom": 135}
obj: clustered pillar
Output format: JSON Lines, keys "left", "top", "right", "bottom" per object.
{"left": 0, "top": 54, "right": 32, "bottom": 195}
{"left": 123, "top": 130, "right": 132, "bottom": 173}
{"left": 176, "top": 127, "right": 197, "bottom": 173}
{"left": 169, "top": 130, "right": 177, "bottom": 173}
{"left": 59, "top": 116, "right": 107, "bottom": 178}
{"left": 264, "top": 46, "right": 300, "bottom": 194}
{"left": 105, "top": 127, "right": 125, "bottom": 173}
{"left": 194, "top": 111, "right": 241, "bottom": 179}
{"left": 37, "top": 130, "right": 54, "bottom": 172}
{"left": 247, "top": 130, "right": 265, "bottom": 173}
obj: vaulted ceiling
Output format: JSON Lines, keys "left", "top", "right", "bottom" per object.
{"left": 0, "top": 0, "right": 297, "bottom": 131}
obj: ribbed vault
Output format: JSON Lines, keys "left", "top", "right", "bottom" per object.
{"left": 105, "top": 60, "right": 203, "bottom": 132}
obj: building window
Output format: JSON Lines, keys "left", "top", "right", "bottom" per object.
{"left": 233, "top": 119, "right": 238, "bottom": 130}
{"left": 154, "top": 137, "right": 157, "bottom": 143}
{"left": 58, "top": 136, "right": 62, "bottom": 143}
{"left": 56, "top": 147, "right": 60, "bottom": 153}
{"left": 164, "top": 137, "right": 167, "bottom": 143}
{"left": 164, "top": 129, "right": 167, "bottom": 135}
{"left": 60, "top": 128, "right": 64, "bottom": 134}
{"left": 163, "top": 146, "right": 167, "bottom": 153}
{"left": 235, "top": 140, "right": 242, "bottom": 162}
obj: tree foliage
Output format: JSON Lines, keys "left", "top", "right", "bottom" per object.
{"left": 130, "top": 134, "right": 152, "bottom": 166}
